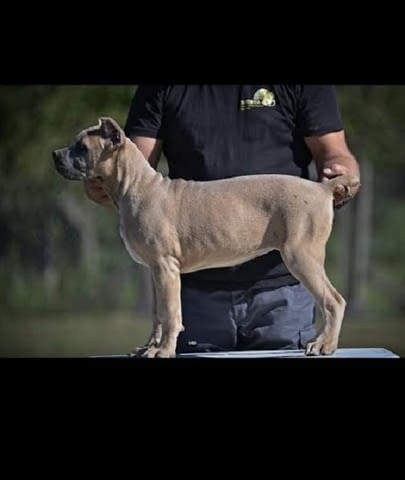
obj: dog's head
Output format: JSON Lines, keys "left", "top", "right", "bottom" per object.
{"left": 52, "top": 117, "right": 125, "bottom": 181}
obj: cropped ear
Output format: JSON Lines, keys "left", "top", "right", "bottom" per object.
{"left": 98, "top": 117, "right": 124, "bottom": 149}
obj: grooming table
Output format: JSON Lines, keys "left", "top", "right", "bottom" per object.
{"left": 89, "top": 348, "right": 399, "bottom": 358}
{"left": 177, "top": 348, "right": 399, "bottom": 358}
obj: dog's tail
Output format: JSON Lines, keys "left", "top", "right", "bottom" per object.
{"left": 321, "top": 174, "right": 361, "bottom": 204}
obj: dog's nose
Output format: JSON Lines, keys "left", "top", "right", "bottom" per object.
{"left": 53, "top": 150, "right": 63, "bottom": 171}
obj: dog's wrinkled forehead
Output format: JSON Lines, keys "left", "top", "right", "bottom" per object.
{"left": 73, "top": 122, "right": 103, "bottom": 150}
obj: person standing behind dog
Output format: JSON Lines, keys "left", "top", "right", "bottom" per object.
{"left": 85, "top": 85, "right": 360, "bottom": 354}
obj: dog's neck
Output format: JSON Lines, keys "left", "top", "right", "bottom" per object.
{"left": 100, "top": 138, "right": 162, "bottom": 208}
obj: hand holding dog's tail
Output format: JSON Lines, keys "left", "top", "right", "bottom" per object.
{"left": 322, "top": 173, "right": 361, "bottom": 208}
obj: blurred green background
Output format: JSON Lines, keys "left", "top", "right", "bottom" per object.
{"left": 0, "top": 85, "right": 404, "bottom": 357}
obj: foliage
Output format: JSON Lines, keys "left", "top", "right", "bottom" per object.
{"left": 0, "top": 86, "right": 138, "bottom": 315}
{"left": 0, "top": 85, "right": 404, "bottom": 317}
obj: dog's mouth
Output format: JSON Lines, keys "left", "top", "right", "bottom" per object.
{"left": 55, "top": 161, "right": 85, "bottom": 180}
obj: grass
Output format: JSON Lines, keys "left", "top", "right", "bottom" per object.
{"left": 0, "top": 311, "right": 404, "bottom": 357}
{"left": 338, "top": 314, "right": 405, "bottom": 356}
{"left": 0, "top": 312, "right": 150, "bottom": 357}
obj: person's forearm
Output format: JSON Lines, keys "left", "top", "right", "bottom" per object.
{"left": 129, "top": 135, "right": 163, "bottom": 169}
{"left": 304, "top": 131, "right": 360, "bottom": 183}
{"left": 316, "top": 153, "right": 360, "bottom": 182}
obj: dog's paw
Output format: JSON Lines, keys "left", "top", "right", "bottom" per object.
{"left": 154, "top": 347, "right": 176, "bottom": 358}
{"left": 130, "top": 345, "right": 151, "bottom": 357}
{"left": 133, "top": 345, "right": 176, "bottom": 358}
{"left": 305, "top": 335, "right": 338, "bottom": 356}
{"left": 130, "top": 339, "right": 160, "bottom": 356}
{"left": 130, "top": 344, "right": 176, "bottom": 358}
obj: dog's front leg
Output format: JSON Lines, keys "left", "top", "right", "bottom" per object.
{"left": 140, "top": 257, "right": 183, "bottom": 358}
{"left": 132, "top": 271, "right": 162, "bottom": 356}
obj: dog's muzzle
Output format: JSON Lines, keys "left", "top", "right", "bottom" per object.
{"left": 53, "top": 149, "right": 84, "bottom": 180}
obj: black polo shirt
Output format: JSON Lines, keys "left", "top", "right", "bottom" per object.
{"left": 124, "top": 85, "right": 343, "bottom": 290}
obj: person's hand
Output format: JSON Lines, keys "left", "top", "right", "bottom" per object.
{"left": 320, "top": 163, "right": 360, "bottom": 208}
{"left": 84, "top": 178, "right": 115, "bottom": 209}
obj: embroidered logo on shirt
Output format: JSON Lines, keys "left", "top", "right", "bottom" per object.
{"left": 240, "top": 88, "right": 276, "bottom": 111}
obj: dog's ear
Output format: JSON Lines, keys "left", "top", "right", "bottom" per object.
{"left": 98, "top": 117, "right": 124, "bottom": 150}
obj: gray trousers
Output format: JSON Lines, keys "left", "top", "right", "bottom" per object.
{"left": 176, "top": 282, "right": 317, "bottom": 353}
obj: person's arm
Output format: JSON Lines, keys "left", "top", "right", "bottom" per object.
{"left": 296, "top": 85, "right": 360, "bottom": 207}
{"left": 129, "top": 136, "right": 163, "bottom": 169}
{"left": 305, "top": 130, "right": 360, "bottom": 206}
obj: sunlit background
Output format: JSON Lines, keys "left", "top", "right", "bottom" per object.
{"left": 0, "top": 85, "right": 404, "bottom": 357}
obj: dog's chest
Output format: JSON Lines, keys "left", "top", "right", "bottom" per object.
{"left": 119, "top": 221, "right": 147, "bottom": 266}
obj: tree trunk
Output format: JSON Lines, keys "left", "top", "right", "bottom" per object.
{"left": 135, "top": 265, "right": 153, "bottom": 319}
{"left": 337, "top": 157, "right": 373, "bottom": 314}
{"left": 58, "top": 191, "right": 100, "bottom": 276}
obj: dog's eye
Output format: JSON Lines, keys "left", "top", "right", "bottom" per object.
{"left": 76, "top": 142, "right": 88, "bottom": 154}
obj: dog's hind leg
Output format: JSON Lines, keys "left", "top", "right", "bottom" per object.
{"left": 140, "top": 257, "right": 183, "bottom": 358}
{"left": 280, "top": 244, "right": 346, "bottom": 355}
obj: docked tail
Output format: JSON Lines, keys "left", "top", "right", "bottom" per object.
{"left": 322, "top": 174, "right": 361, "bottom": 204}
